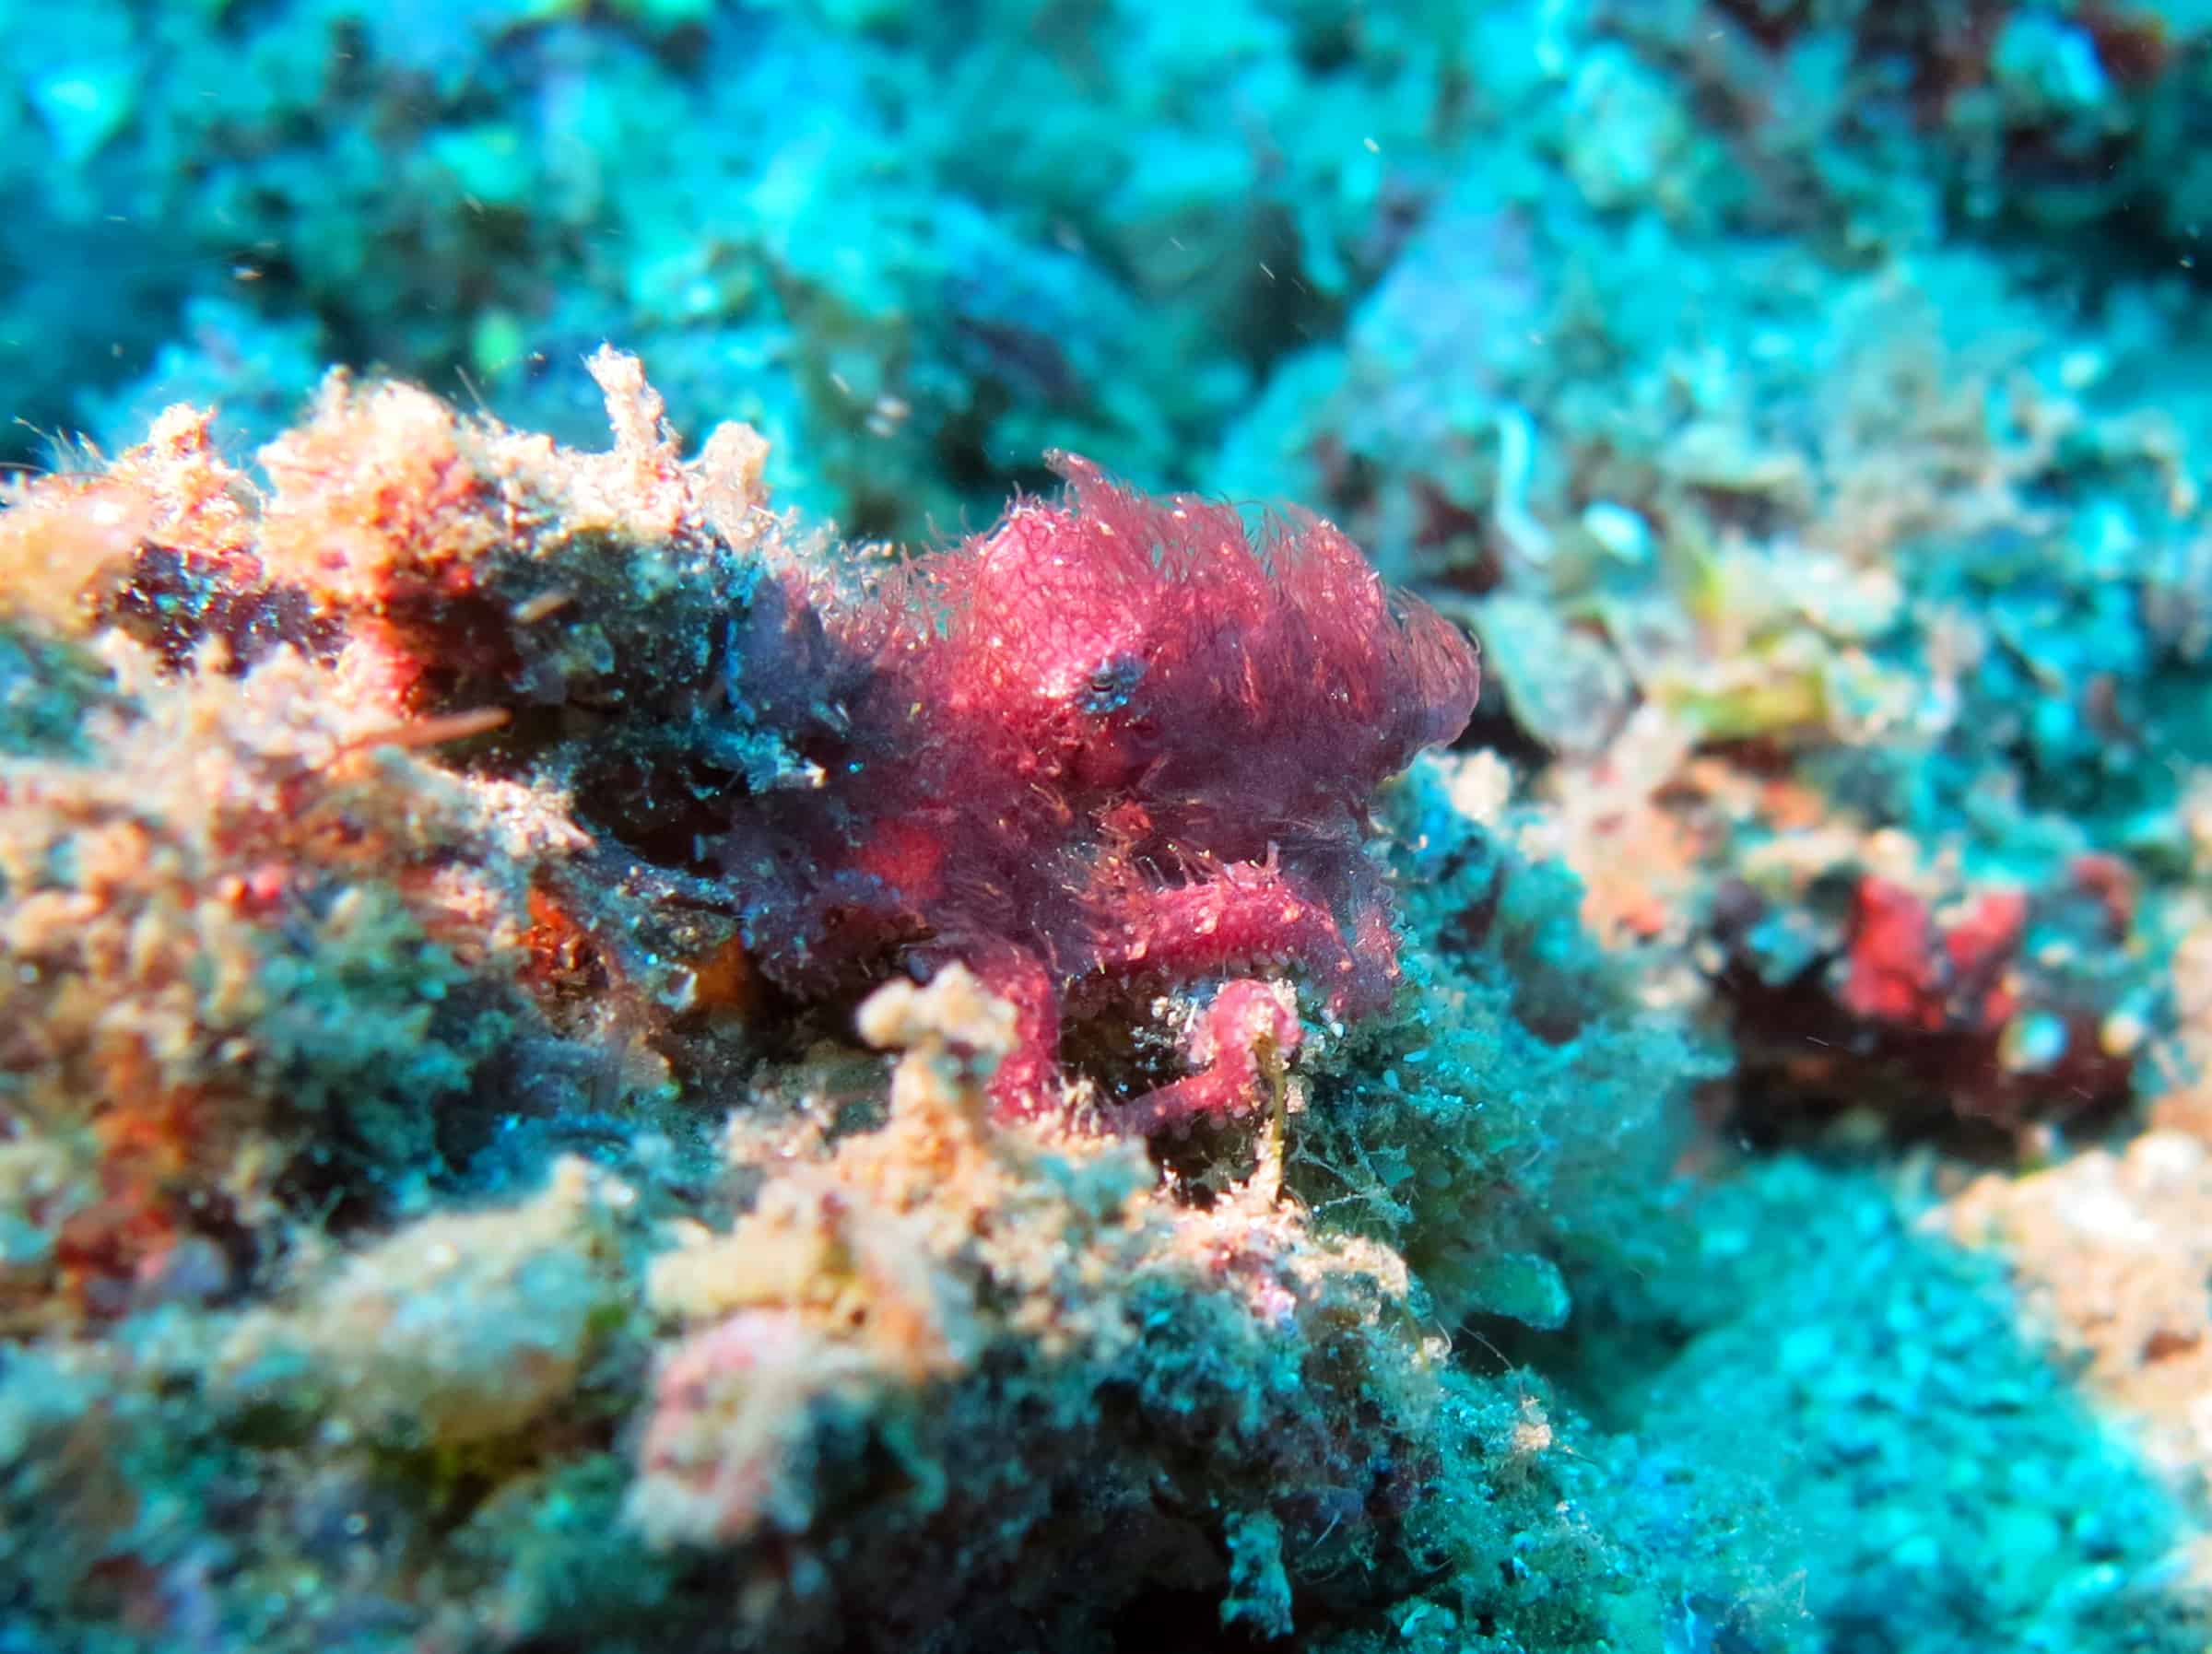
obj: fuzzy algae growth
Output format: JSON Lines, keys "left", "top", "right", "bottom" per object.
{"left": 0, "top": 351, "right": 2201, "bottom": 1654}
{"left": 15, "top": 4, "right": 2212, "bottom": 1649}
{"left": 0, "top": 358, "right": 1791, "bottom": 1650}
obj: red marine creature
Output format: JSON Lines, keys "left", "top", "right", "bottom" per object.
{"left": 1809, "top": 866, "right": 2134, "bottom": 1131}
{"left": 1841, "top": 876, "right": 2027, "bottom": 1036}
{"left": 724, "top": 455, "right": 1479, "bottom": 1125}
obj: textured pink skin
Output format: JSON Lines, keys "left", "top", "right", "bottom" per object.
{"left": 1088, "top": 854, "right": 1374, "bottom": 1009}
{"left": 1111, "top": 979, "right": 1305, "bottom": 1135}
{"left": 724, "top": 455, "right": 1479, "bottom": 1124}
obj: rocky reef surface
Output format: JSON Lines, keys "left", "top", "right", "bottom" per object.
{"left": 7, "top": 4, "right": 2212, "bottom": 1652}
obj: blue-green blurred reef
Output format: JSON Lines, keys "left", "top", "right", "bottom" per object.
{"left": 4, "top": 3, "right": 2212, "bottom": 1651}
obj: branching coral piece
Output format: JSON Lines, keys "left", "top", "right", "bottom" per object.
{"left": 727, "top": 454, "right": 1480, "bottom": 1121}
